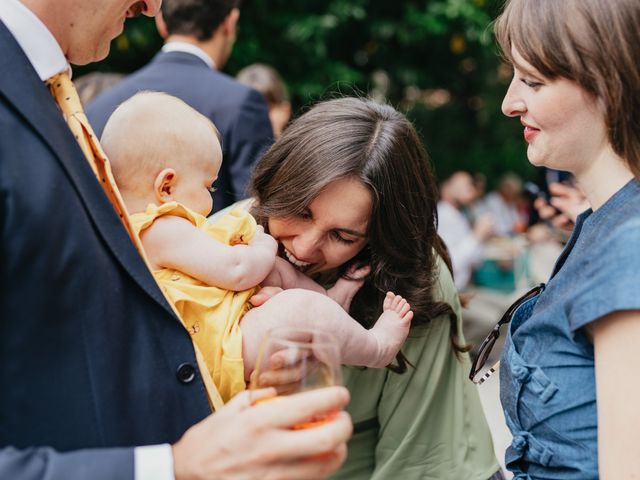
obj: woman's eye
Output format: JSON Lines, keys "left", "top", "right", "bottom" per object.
{"left": 330, "top": 231, "right": 357, "bottom": 245}
{"left": 521, "top": 78, "right": 543, "bottom": 89}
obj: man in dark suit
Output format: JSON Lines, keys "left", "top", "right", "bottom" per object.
{"left": 0, "top": 0, "right": 350, "bottom": 478}
{"left": 87, "top": 0, "right": 273, "bottom": 213}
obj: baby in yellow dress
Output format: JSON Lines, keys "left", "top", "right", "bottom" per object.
{"left": 101, "top": 92, "right": 413, "bottom": 402}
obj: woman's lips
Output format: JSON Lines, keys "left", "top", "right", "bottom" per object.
{"left": 522, "top": 121, "right": 540, "bottom": 142}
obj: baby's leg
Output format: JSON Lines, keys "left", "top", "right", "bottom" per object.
{"left": 369, "top": 292, "right": 414, "bottom": 367}
{"left": 240, "top": 289, "right": 412, "bottom": 377}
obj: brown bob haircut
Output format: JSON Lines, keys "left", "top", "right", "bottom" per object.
{"left": 495, "top": 0, "right": 640, "bottom": 178}
{"left": 250, "top": 97, "right": 467, "bottom": 371}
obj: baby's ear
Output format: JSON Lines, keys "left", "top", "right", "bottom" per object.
{"left": 154, "top": 168, "right": 177, "bottom": 203}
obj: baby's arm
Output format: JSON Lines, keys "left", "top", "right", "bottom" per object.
{"left": 141, "top": 215, "right": 277, "bottom": 290}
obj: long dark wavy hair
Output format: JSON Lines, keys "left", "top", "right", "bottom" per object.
{"left": 250, "top": 97, "right": 467, "bottom": 372}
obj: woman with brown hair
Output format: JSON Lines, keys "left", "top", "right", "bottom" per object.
{"left": 469, "top": 0, "right": 640, "bottom": 478}
{"left": 249, "top": 97, "right": 502, "bottom": 479}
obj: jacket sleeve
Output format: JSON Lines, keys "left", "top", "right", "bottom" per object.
{"left": 0, "top": 446, "right": 134, "bottom": 480}
{"left": 226, "top": 89, "right": 273, "bottom": 201}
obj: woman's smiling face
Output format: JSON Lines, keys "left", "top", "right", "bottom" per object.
{"left": 501, "top": 47, "right": 608, "bottom": 175}
{"left": 267, "top": 177, "right": 372, "bottom": 274}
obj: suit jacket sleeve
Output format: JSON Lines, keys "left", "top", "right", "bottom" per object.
{"left": 0, "top": 446, "right": 134, "bottom": 480}
{"left": 226, "top": 89, "right": 273, "bottom": 201}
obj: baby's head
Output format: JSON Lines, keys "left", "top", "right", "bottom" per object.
{"left": 101, "top": 91, "right": 222, "bottom": 216}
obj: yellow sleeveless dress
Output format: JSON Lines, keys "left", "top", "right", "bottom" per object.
{"left": 130, "top": 202, "right": 257, "bottom": 402}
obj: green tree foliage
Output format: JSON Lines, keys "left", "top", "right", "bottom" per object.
{"left": 84, "top": 0, "right": 532, "bottom": 184}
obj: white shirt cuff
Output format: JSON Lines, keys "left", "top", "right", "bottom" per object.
{"left": 134, "top": 444, "right": 175, "bottom": 480}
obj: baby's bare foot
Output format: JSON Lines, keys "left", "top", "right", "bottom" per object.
{"left": 368, "top": 292, "right": 413, "bottom": 367}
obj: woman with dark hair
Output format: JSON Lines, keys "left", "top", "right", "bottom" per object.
{"left": 250, "top": 97, "right": 501, "bottom": 479}
{"left": 469, "top": 0, "right": 640, "bottom": 478}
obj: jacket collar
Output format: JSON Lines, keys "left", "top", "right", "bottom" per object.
{"left": 0, "top": 21, "right": 177, "bottom": 320}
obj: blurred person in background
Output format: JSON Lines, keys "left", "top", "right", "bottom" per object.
{"left": 437, "top": 171, "right": 495, "bottom": 291}
{"left": 74, "top": 71, "right": 124, "bottom": 104}
{"left": 87, "top": 0, "right": 273, "bottom": 213}
{"left": 474, "top": 172, "right": 527, "bottom": 236}
{"left": 237, "top": 63, "right": 292, "bottom": 139}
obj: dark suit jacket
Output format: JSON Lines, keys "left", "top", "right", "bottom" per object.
{"left": 0, "top": 22, "right": 211, "bottom": 479}
{"left": 87, "top": 50, "right": 273, "bottom": 213}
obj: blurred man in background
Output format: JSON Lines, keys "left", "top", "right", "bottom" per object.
{"left": 88, "top": 0, "right": 273, "bottom": 213}
{"left": 438, "top": 171, "right": 494, "bottom": 291}
{"left": 474, "top": 172, "right": 526, "bottom": 236}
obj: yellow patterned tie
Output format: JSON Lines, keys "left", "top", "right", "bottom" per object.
{"left": 46, "top": 72, "right": 141, "bottom": 245}
{"left": 45, "top": 72, "right": 224, "bottom": 411}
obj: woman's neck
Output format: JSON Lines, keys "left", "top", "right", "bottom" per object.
{"left": 574, "top": 146, "right": 634, "bottom": 211}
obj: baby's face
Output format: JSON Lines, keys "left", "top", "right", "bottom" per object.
{"left": 172, "top": 138, "right": 222, "bottom": 216}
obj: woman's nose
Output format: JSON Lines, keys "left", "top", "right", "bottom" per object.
{"left": 292, "top": 231, "right": 321, "bottom": 260}
{"left": 502, "top": 78, "right": 526, "bottom": 117}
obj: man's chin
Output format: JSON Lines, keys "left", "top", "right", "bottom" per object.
{"left": 68, "top": 45, "right": 110, "bottom": 66}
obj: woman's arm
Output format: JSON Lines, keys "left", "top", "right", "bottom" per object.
{"left": 141, "top": 215, "right": 277, "bottom": 291}
{"left": 588, "top": 309, "right": 640, "bottom": 479}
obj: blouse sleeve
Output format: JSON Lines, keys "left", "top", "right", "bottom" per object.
{"left": 568, "top": 218, "right": 640, "bottom": 332}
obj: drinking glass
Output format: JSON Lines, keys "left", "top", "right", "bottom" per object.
{"left": 250, "top": 327, "right": 342, "bottom": 429}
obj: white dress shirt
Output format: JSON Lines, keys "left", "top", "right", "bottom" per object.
{"left": 162, "top": 41, "right": 216, "bottom": 69}
{"left": 437, "top": 200, "right": 484, "bottom": 290}
{"left": 0, "top": 1, "right": 174, "bottom": 478}
{"left": 0, "top": 0, "right": 69, "bottom": 81}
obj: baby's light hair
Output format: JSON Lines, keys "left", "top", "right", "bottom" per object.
{"left": 101, "top": 91, "right": 220, "bottom": 193}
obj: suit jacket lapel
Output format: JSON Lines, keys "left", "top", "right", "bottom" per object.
{"left": 0, "top": 22, "right": 177, "bottom": 319}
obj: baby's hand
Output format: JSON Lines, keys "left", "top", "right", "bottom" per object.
{"left": 249, "top": 286, "right": 283, "bottom": 307}
{"left": 250, "top": 226, "right": 278, "bottom": 256}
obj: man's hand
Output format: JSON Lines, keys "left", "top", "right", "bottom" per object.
{"left": 172, "top": 387, "right": 352, "bottom": 480}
